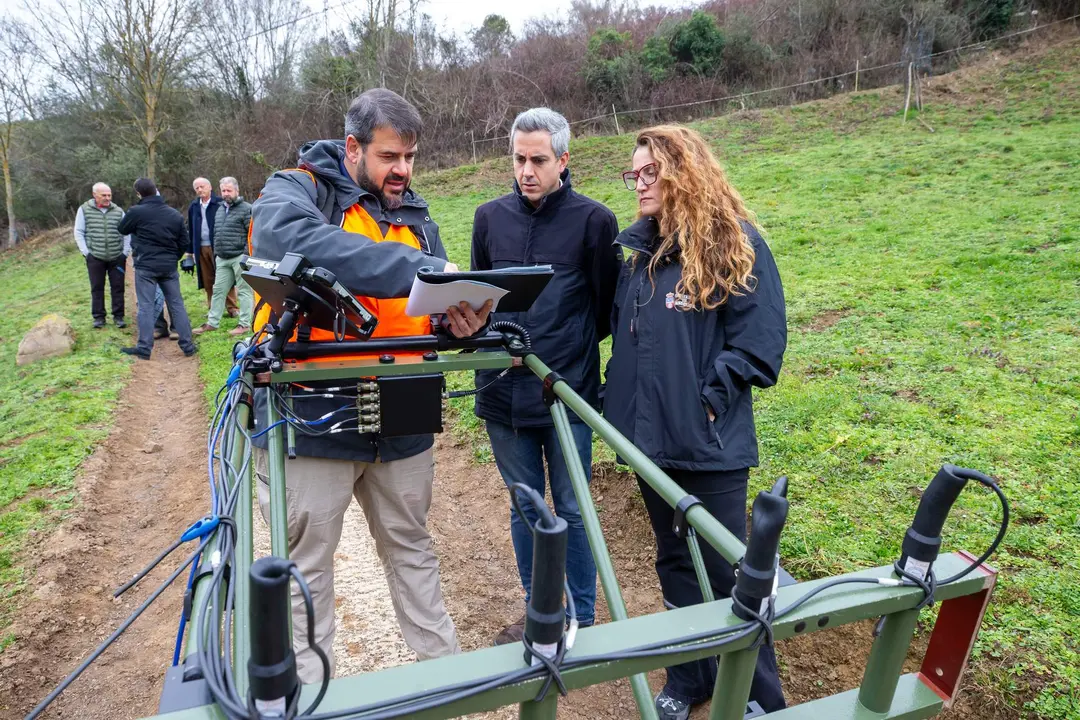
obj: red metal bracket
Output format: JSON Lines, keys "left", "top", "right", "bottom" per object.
{"left": 918, "top": 550, "right": 998, "bottom": 706}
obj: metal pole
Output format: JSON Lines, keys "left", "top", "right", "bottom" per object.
{"left": 709, "top": 647, "right": 759, "bottom": 720}
{"left": 518, "top": 692, "right": 558, "bottom": 720}
{"left": 686, "top": 530, "right": 715, "bottom": 604}
{"left": 549, "top": 402, "right": 659, "bottom": 720}
{"left": 857, "top": 608, "right": 920, "bottom": 712}
{"left": 231, "top": 383, "right": 253, "bottom": 697}
{"left": 524, "top": 354, "right": 746, "bottom": 566}
{"left": 265, "top": 386, "right": 290, "bottom": 557}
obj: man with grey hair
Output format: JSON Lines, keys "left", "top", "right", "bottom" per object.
{"left": 193, "top": 177, "right": 254, "bottom": 336}
{"left": 249, "top": 87, "right": 490, "bottom": 683}
{"left": 471, "top": 107, "right": 622, "bottom": 645}
{"left": 184, "top": 176, "right": 237, "bottom": 319}
{"left": 74, "top": 182, "right": 131, "bottom": 328}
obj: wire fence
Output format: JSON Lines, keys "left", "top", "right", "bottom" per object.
{"left": 467, "top": 13, "right": 1080, "bottom": 159}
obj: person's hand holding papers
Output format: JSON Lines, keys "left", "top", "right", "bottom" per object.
{"left": 446, "top": 299, "right": 492, "bottom": 338}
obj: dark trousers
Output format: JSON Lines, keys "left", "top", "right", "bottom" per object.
{"left": 86, "top": 254, "right": 125, "bottom": 322}
{"left": 135, "top": 268, "right": 195, "bottom": 356}
{"left": 638, "top": 469, "right": 786, "bottom": 711}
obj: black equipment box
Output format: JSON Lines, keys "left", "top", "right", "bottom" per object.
{"left": 376, "top": 374, "right": 444, "bottom": 437}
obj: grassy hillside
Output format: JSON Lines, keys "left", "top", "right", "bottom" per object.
{"left": 411, "top": 42, "right": 1080, "bottom": 717}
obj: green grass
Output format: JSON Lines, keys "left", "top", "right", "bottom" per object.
{"left": 0, "top": 232, "right": 135, "bottom": 626}
{"left": 411, "top": 44, "right": 1080, "bottom": 717}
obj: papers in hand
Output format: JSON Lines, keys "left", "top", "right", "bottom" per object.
{"left": 405, "top": 275, "right": 509, "bottom": 317}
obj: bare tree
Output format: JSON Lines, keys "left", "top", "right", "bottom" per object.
{"left": 0, "top": 20, "right": 39, "bottom": 250}
{"left": 97, "top": 0, "right": 196, "bottom": 177}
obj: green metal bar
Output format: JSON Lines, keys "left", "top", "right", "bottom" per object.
{"left": 687, "top": 530, "right": 715, "bottom": 604}
{"left": 255, "top": 352, "right": 514, "bottom": 384}
{"left": 549, "top": 402, "right": 659, "bottom": 720}
{"left": 265, "top": 388, "right": 289, "bottom": 557}
{"left": 149, "top": 554, "right": 987, "bottom": 720}
{"left": 857, "top": 608, "right": 921, "bottom": 713}
{"left": 230, "top": 383, "right": 253, "bottom": 698}
{"left": 518, "top": 692, "right": 558, "bottom": 719}
{"left": 522, "top": 354, "right": 746, "bottom": 567}
{"left": 771, "top": 673, "right": 943, "bottom": 720}
{"left": 709, "top": 647, "right": 759, "bottom": 720}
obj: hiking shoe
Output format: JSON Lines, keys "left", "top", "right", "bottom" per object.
{"left": 169, "top": 331, "right": 180, "bottom": 340}
{"left": 228, "top": 325, "right": 250, "bottom": 337}
{"left": 114, "top": 318, "right": 126, "bottom": 329}
{"left": 120, "top": 347, "right": 150, "bottom": 360}
{"left": 192, "top": 323, "right": 217, "bottom": 336}
{"left": 494, "top": 615, "right": 526, "bottom": 646}
{"left": 654, "top": 690, "right": 691, "bottom": 720}
{"left": 183, "top": 346, "right": 198, "bottom": 358}
{"left": 93, "top": 320, "right": 105, "bottom": 329}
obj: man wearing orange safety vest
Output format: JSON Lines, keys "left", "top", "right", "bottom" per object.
{"left": 249, "top": 88, "right": 490, "bottom": 683}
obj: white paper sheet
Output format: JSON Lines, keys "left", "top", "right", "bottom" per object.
{"left": 404, "top": 275, "right": 510, "bottom": 317}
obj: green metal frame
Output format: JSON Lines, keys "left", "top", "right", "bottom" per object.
{"left": 153, "top": 347, "right": 997, "bottom": 720}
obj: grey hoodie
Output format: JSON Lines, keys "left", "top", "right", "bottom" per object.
{"left": 250, "top": 139, "right": 449, "bottom": 462}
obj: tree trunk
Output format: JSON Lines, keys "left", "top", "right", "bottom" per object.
{"left": 2, "top": 147, "right": 15, "bottom": 250}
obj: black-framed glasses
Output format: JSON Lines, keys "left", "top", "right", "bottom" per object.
{"left": 622, "top": 163, "right": 659, "bottom": 191}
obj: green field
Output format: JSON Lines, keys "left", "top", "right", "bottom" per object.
{"left": 1, "top": 41, "right": 1077, "bottom": 716}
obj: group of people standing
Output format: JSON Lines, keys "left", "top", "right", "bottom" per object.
{"left": 74, "top": 176, "right": 255, "bottom": 359}
{"left": 247, "top": 88, "right": 788, "bottom": 720}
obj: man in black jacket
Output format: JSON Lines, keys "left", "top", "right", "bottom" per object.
{"left": 117, "top": 178, "right": 197, "bottom": 359}
{"left": 472, "top": 107, "right": 622, "bottom": 644}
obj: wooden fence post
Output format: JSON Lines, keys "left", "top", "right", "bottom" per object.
{"left": 470, "top": 131, "right": 477, "bottom": 165}
{"left": 612, "top": 104, "right": 622, "bottom": 135}
{"left": 855, "top": 58, "right": 860, "bottom": 92}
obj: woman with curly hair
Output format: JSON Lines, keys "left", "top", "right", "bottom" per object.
{"left": 604, "top": 125, "right": 787, "bottom": 719}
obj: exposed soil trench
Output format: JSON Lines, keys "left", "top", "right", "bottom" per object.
{"left": 1, "top": 369, "right": 1006, "bottom": 719}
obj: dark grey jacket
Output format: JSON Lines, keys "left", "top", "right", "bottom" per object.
{"left": 212, "top": 197, "right": 252, "bottom": 258}
{"left": 117, "top": 196, "right": 186, "bottom": 276}
{"left": 603, "top": 217, "right": 787, "bottom": 471}
{"left": 471, "top": 171, "right": 621, "bottom": 427}
{"left": 250, "top": 139, "right": 450, "bottom": 463}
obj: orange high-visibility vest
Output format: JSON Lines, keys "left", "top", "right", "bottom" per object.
{"left": 250, "top": 175, "right": 431, "bottom": 356}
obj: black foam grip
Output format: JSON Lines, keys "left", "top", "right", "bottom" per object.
{"left": 248, "top": 556, "right": 298, "bottom": 704}
{"left": 734, "top": 488, "right": 789, "bottom": 618}
{"left": 912, "top": 464, "right": 969, "bottom": 540}
{"left": 525, "top": 517, "right": 568, "bottom": 647}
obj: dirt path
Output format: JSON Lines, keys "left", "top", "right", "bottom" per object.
{"left": 0, "top": 336, "right": 208, "bottom": 720}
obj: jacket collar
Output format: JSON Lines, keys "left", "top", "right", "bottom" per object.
{"left": 615, "top": 216, "right": 662, "bottom": 256}
{"left": 513, "top": 169, "right": 572, "bottom": 215}
{"left": 297, "top": 139, "right": 431, "bottom": 223}
{"left": 138, "top": 195, "right": 165, "bottom": 206}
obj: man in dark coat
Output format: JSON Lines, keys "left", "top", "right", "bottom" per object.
{"left": 116, "top": 178, "right": 197, "bottom": 359}
{"left": 184, "top": 176, "right": 238, "bottom": 316}
{"left": 471, "top": 107, "right": 622, "bottom": 644}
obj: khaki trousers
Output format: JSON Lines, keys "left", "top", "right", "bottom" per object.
{"left": 255, "top": 447, "right": 460, "bottom": 684}
{"left": 198, "top": 245, "right": 237, "bottom": 313}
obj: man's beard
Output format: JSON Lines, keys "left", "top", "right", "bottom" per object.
{"left": 357, "top": 157, "right": 408, "bottom": 210}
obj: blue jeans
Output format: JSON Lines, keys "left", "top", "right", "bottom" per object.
{"left": 486, "top": 420, "right": 597, "bottom": 626}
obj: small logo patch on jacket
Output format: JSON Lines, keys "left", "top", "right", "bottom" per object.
{"left": 665, "top": 292, "right": 693, "bottom": 311}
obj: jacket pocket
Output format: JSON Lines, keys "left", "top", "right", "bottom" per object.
{"left": 701, "top": 399, "right": 724, "bottom": 450}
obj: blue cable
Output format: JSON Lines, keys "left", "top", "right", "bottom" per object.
{"left": 252, "top": 404, "right": 354, "bottom": 438}
{"left": 172, "top": 551, "right": 201, "bottom": 666}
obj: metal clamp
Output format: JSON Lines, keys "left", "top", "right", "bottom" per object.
{"left": 673, "top": 495, "right": 703, "bottom": 539}
{"left": 542, "top": 371, "right": 564, "bottom": 407}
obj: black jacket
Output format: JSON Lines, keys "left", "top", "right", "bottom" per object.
{"left": 117, "top": 195, "right": 187, "bottom": 276}
{"left": 187, "top": 195, "right": 222, "bottom": 289}
{"left": 603, "top": 217, "right": 786, "bottom": 471}
{"left": 472, "top": 171, "right": 622, "bottom": 427}
{"left": 250, "top": 139, "right": 449, "bottom": 463}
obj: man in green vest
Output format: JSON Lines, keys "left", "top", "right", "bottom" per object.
{"left": 74, "top": 182, "right": 131, "bottom": 328}
{"left": 193, "top": 177, "right": 254, "bottom": 336}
